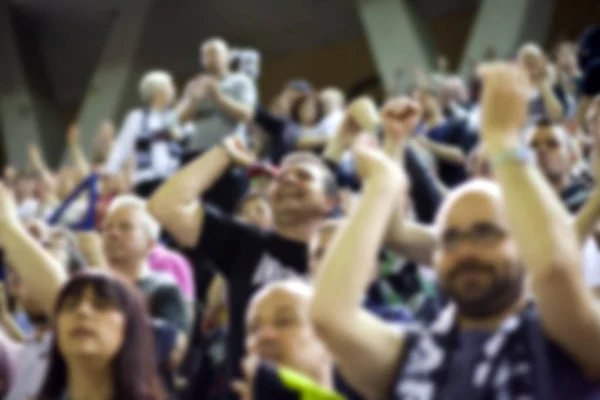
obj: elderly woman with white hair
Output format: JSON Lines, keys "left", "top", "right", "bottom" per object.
{"left": 105, "top": 70, "right": 183, "bottom": 197}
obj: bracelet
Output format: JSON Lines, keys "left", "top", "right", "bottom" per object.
{"left": 490, "top": 146, "right": 533, "bottom": 169}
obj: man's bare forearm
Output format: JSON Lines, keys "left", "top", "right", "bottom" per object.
{"left": 213, "top": 89, "right": 254, "bottom": 122}
{"left": 149, "top": 145, "right": 231, "bottom": 215}
{"left": 492, "top": 156, "right": 579, "bottom": 275}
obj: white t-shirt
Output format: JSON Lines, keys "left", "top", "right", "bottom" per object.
{"left": 6, "top": 332, "right": 52, "bottom": 400}
{"left": 582, "top": 238, "right": 600, "bottom": 289}
{"left": 106, "top": 108, "right": 181, "bottom": 184}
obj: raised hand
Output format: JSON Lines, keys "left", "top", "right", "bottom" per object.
{"left": 479, "top": 63, "right": 530, "bottom": 149}
{"left": 67, "top": 123, "right": 80, "bottom": 144}
{"left": 28, "top": 143, "right": 44, "bottom": 169}
{"left": 0, "top": 182, "right": 19, "bottom": 228}
{"left": 380, "top": 96, "right": 422, "bottom": 140}
{"left": 222, "top": 136, "right": 256, "bottom": 167}
{"left": 334, "top": 113, "right": 362, "bottom": 148}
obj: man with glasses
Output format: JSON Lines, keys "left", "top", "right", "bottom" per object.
{"left": 310, "top": 64, "right": 600, "bottom": 400}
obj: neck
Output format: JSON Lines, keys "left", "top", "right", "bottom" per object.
{"left": 110, "top": 260, "right": 145, "bottom": 284}
{"left": 68, "top": 362, "right": 113, "bottom": 400}
{"left": 315, "top": 363, "right": 334, "bottom": 390}
{"left": 459, "top": 294, "right": 528, "bottom": 330}
{"left": 212, "top": 67, "right": 229, "bottom": 79}
{"left": 149, "top": 100, "right": 166, "bottom": 111}
{"left": 275, "top": 219, "right": 322, "bottom": 243}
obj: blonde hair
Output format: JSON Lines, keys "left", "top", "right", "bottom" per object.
{"left": 138, "top": 70, "right": 174, "bottom": 103}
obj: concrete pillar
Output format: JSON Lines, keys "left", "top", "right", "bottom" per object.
{"left": 458, "top": 0, "right": 556, "bottom": 75}
{"left": 0, "top": 2, "right": 44, "bottom": 169}
{"left": 70, "top": 0, "right": 155, "bottom": 161}
{"left": 356, "top": 0, "right": 437, "bottom": 91}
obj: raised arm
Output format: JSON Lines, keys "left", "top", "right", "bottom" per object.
{"left": 481, "top": 63, "right": 600, "bottom": 376}
{"left": 0, "top": 184, "right": 67, "bottom": 315}
{"left": 105, "top": 110, "right": 141, "bottom": 175}
{"left": 311, "top": 115, "right": 410, "bottom": 399}
{"left": 66, "top": 123, "right": 91, "bottom": 179}
{"left": 147, "top": 135, "right": 254, "bottom": 248}
{"left": 208, "top": 75, "right": 258, "bottom": 122}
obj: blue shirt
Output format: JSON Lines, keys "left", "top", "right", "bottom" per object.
{"left": 427, "top": 120, "right": 478, "bottom": 187}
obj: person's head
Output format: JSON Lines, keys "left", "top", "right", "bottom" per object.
{"left": 554, "top": 40, "right": 578, "bottom": 72}
{"left": 290, "top": 94, "right": 325, "bottom": 127}
{"left": 518, "top": 43, "right": 546, "bottom": 81}
{"left": 102, "top": 195, "right": 160, "bottom": 269}
{"left": 441, "top": 76, "right": 468, "bottom": 107}
{"left": 201, "top": 37, "right": 230, "bottom": 74}
{"left": 245, "top": 279, "right": 331, "bottom": 382}
{"left": 14, "top": 171, "right": 36, "bottom": 200}
{"left": 46, "top": 227, "right": 86, "bottom": 276}
{"left": 585, "top": 94, "right": 600, "bottom": 135}
{"left": 139, "top": 70, "right": 176, "bottom": 108}
{"left": 319, "top": 88, "right": 345, "bottom": 115}
{"left": 39, "top": 271, "right": 163, "bottom": 400}
{"left": 267, "top": 152, "right": 338, "bottom": 227}
{"left": 526, "top": 118, "right": 576, "bottom": 184}
{"left": 235, "top": 192, "right": 273, "bottom": 229}
{"left": 433, "top": 180, "right": 525, "bottom": 320}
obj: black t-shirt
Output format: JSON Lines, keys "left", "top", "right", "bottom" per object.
{"left": 189, "top": 205, "right": 308, "bottom": 379}
{"left": 137, "top": 275, "right": 190, "bottom": 331}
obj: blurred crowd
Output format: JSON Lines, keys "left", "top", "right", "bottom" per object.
{"left": 0, "top": 23, "right": 598, "bottom": 400}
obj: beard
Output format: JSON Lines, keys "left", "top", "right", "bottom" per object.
{"left": 440, "top": 258, "right": 525, "bottom": 319}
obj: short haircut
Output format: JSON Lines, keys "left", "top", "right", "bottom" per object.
{"left": 138, "top": 70, "right": 174, "bottom": 103}
{"left": 289, "top": 94, "right": 326, "bottom": 125}
{"left": 281, "top": 152, "right": 339, "bottom": 200}
{"left": 107, "top": 195, "right": 161, "bottom": 240}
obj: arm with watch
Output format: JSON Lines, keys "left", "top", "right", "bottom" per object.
{"left": 147, "top": 135, "right": 254, "bottom": 249}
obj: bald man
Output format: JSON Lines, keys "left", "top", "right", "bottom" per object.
{"left": 311, "top": 64, "right": 600, "bottom": 400}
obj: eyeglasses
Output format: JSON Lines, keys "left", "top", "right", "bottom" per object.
{"left": 440, "top": 223, "right": 507, "bottom": 251}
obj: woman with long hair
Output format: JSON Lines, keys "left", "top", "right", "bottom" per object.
{"left": 37, "top": 271, "right": 165, "bottom": 400}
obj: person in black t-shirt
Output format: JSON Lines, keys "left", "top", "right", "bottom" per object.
{"left": 148, "top": 135, "right": 338, "bottom": 381}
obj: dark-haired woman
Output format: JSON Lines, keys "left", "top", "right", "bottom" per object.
{"left": 38, "top": 271, "right": 165, "bottom": 400}
{"left": 208, "top": 88, "right": 329, "bottom": 164}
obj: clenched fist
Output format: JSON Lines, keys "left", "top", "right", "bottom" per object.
{"left": 479, "top": 63, "right": 530, "bottom": 149}
{"left": 380, "top": 96, "right": 421, "bottom": 139}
